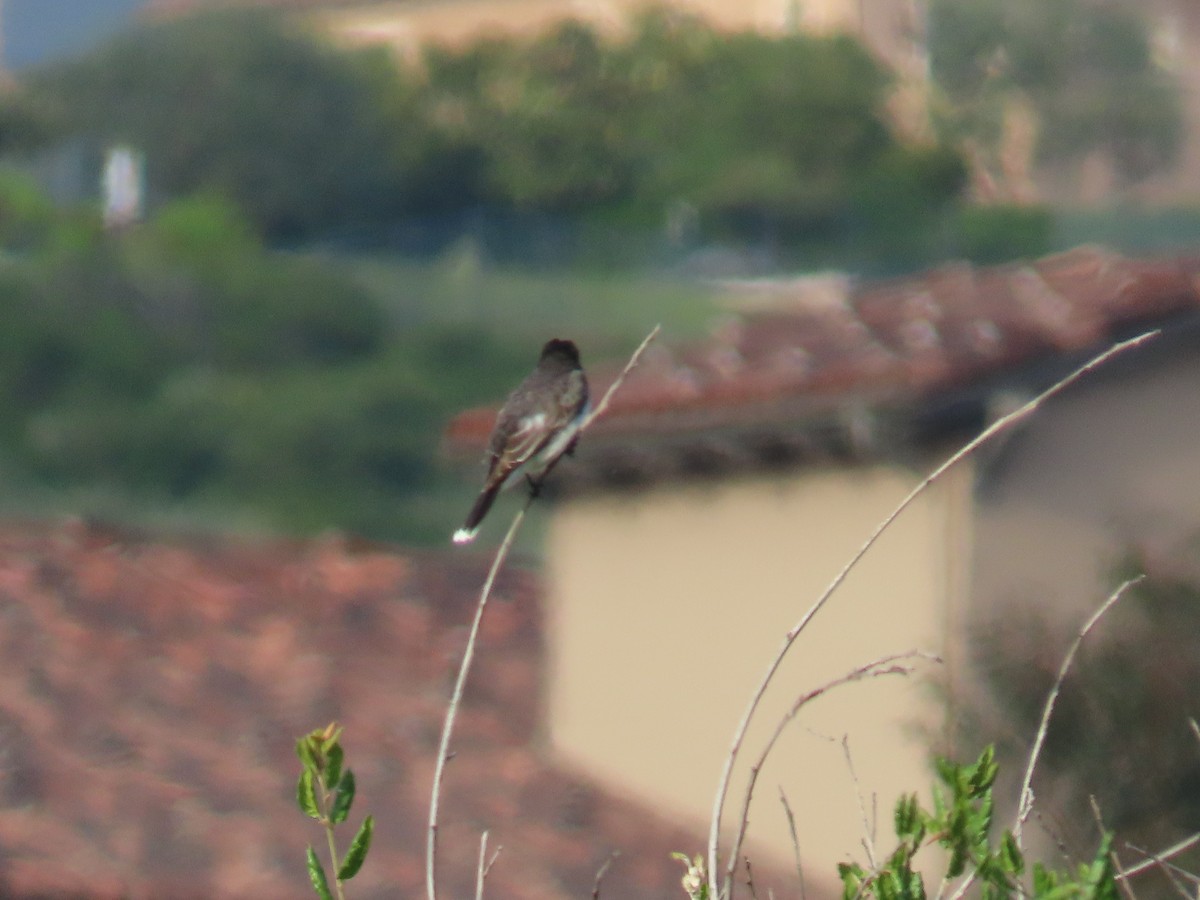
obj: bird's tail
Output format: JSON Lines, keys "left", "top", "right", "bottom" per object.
{"left": 452, "top": 483, "right": 502, "bottom": 544}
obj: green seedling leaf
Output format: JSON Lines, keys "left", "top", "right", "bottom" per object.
{"left": 838, "top": 862, "right": 865, "bottom": 900}
{"left": 906, "top": 869, "right": 926, "bottom": 900}
{"left": 297, "top": 769, "right": 320, "bottom": 819}
{"left": 296, "top": 734, "right": 318, "bottom": 771}
{"left": 338, "top": 814, "right": 374, "bottom": 881}
{"left": 894, "top": 793, "right": 918, "bottom": 837}
{"left": 307, "top": 845, "right": 334, "bottom": 900}
{"left": 931, "top": 783, "right": 947, "bottom": 820}
{"left": 969, "top": 746, "right": 998, "bottom": 795}
{"left": 324, "top": 743, "right": 344, "bottom": 791}
{"left": 331, "top": 769, "right": 356, "bottom": 824}
{"left": 321, "top": 723, "right": 344, "bottom": 754}
{"left": 946, "top": 844, "right": 966, "bottom": 879}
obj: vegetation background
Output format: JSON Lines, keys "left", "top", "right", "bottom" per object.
{"left": 0, "top": 2, "right": 1198, "bottom": 895}
{"left": 0, "top": 1, "right": 1191, "bottom": 544}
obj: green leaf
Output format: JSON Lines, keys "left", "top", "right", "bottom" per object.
{"left": 907, "top": 869, "right": 926, "bottom": 900}
{"left": 1032, "top": 862, "right": 1056, "bottom": 897}
{"left": 296, "top": 735, "right": 317, "bottom": 771}
{"left": 931, "top": 784, "right": 947, "bottom": 820}
{"left": 338, "top": 814, "right": 374, "bottom": 881}
{"left": 297, "top": 769, "right": 320, "bottom": 819}
{"left": 969, "top": 746, "right": 997, "bottom": 795}
{"left": 321, "top": 724, "right": 344, "bottom": 755}
{"left": 331, "top": 769, "right": 356, "bottom": 824}
{"left": 307, "top": 846, "right": 334, "bottom": 900}
{"left": 325, "top": 743, "right": 344, "bottom": 791}
{"left": 894, "top": 793, "right": 917, "bottom": 837}
{"left": 839, "top": 862, "right": 865, "bottom": 900}
{"left": 946, "top": 844, "right": 966, "bottom": 879}
{"left": 879, "top": 869, "right": 901, "bottom": 900}
{"left": 1001, "top": 831, "right": 1024, "bottom": 875}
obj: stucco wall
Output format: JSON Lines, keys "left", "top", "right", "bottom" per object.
{"left": 542, "top": 462, "right": 973, "bottom": 887}
{"left": 973, "top": 329, "right": 1200, "bottom": 620}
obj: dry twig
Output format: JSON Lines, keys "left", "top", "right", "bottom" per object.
{"left": 425, "top": 327, "right": 660, "bottom": 900}
{"left": 707, "top": 331, "right": 1159, "bottom": 900}
{"left": 779, "top": 788, "right": 806, "bottom": 900}
{"left": 744, "top": 856, "right": 759, "bottom": 900}
{"left": 591, "top": 850, "right": 620, "bottom": 899}
{"left": 1120, "top": 833, "right": 1200, "bottom": 881}
{"left": 474, "top": 831, "right": 502, "bottom": 900}
{"left": 941, "top": 576, "right": 1141, "bottom": 900}
{"left": 1012, "top": 577, "right": 1142, "bottom": 847}
{"left": 1124, "top": 843, "right": 1198, "bottom": 899}
{"left": 842, "top": 735, "right": 878, "bottom": 868}
{"left": 723, "top": 651, "right": 940, "bottom": 889}
{"left": 1090, "top": 797, "right": 1138, "bottom": 900}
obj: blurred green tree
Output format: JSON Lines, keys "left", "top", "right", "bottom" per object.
{"left": 929, "top": 0, "right": 1183, "bottom": 194}
{"left": 401, "top": 11, "right": 966, "bottom": 252}
{"left": 29, "top": 10, "right": 402, "bottom": 241}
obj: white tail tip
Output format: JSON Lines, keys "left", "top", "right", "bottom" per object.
{"left": 452, "top": 528, "right": 477, "bottom": 545}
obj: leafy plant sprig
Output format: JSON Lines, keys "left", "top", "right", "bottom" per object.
{"left": 837, "top": 746, "right": 1117, "bottom": 900}
{"left": 296, "top": 723, "right": 375, "bottom": 900}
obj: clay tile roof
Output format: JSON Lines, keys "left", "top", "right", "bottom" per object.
{"left": 445, "top": 246, "right": 1200, "bottom": 479}
{"left": 0, "top": 520, "right": 717, "bottom": 898}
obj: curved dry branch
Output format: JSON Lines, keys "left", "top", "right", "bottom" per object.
{"left": 1012, "top": 576, "right": 1142, "bottom": 847}
{"left": 707, "top": 330, "right": 1160, "bottom": 900}
{"left": 426, "top": 502, "right": 528, "bottom": 900}
{"left": 723, "top": 650, "right": 941, "bottom": 889}
{"left": 425, "top": 326, "right": 659, "bottom": 900}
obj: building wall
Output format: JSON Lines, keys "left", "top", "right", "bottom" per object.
{"left": 313, "top": 0, "right": 916, "bottom": 57}
{"left": 972, "top": 328, "right": 1200, "bottom": 621}
{"left": 542, "top": 461, "right": 973, "bottom": 886}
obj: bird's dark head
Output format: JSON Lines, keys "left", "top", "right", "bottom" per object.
{"left": 540, "top": 338, "right": 581, "bottom": 367}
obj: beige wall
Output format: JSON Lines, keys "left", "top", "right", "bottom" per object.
{"left": 543, "top": 461, "right": 973, "bottom": 889}
{"left": 974, "top": 334, "right": 1200, "bottom": 619}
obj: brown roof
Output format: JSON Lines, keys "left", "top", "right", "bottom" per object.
{"left": 0, "top": 520, "right": 717, "bottom": 898}
{"left": 446, "top": 246, "right": 1200, "bottom": 485}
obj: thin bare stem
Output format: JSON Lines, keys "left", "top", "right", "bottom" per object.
{"left": 591, "top": 851, "right": 620, "bottom": 899}
{"left": 581, "top": 324, "right": 661, "bottom": 430}
{"left": 1090, "top": 797, "right": 1137, "bottom": 900}
{"left": 942, "top": 577, "right": 1142, "bottom": 900}
{"left": 1012, "top": 577, "right": 1143, "bottom": 847}
{"left": 779, "top": 788, "right": 806, "bottom": 900}
{"left": 843, "top": 735, "right": 878, "bottom": 869}
{"left": 707, "top": 330, "right": 1158, "bottom": 900}
{"left": 474, "top": 831, "right": 489, "bottom": 900}
{"left": 312, "top": 767, "right": 348, "bottom": 900}
{"left": 723, "top": 651, "right": 940, "bottom": 889}
{"left": 1127, "top": 844, "right": 1197, "bottom": 899}
{"left": 1120, "top": 833, "right": 1200, "bottom": 880}
{"left": 426, "top": 328, "right": 659, "bottom": 900}
{"left": 744, "top": 856, "right": 759, "bottom": 899}
{"left": 427, "top": 503, "right": 528, "bottom": 900}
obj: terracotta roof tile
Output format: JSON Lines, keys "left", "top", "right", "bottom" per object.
{"left": 445, "top": 246, "right": 1200, "bottom": 481}
{"left": 0, "top": 521, "right": 731, "bottom": 898}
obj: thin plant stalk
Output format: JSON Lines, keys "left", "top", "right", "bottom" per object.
{"left": 707, "top": 330, "right": 1159, "bottom": 900}
{"left": 425, "top": 326, "right": 659, "bottom": 900}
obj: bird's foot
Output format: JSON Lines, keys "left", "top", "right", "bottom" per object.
{"left": 525, "top": 474, "right": 543, "bottom": 499}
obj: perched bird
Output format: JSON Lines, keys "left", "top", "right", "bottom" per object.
{"left": 453, "top": 339, "right": 589, "bottom": 544}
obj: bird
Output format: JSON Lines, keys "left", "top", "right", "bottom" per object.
{"left": 453, "top": 338, "right": 589, "bottom": 544}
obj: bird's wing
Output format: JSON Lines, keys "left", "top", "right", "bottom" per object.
{"left": 485, "top": 411, "right": 553, "bottom": 488}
